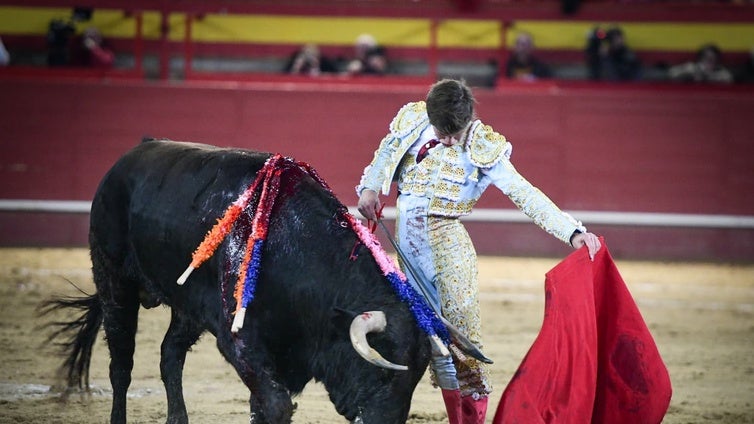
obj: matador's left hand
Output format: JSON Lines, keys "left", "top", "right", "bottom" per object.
{"left": 571, "top": 232, "right": 602, "bottom": 261}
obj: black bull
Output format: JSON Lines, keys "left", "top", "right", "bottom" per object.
{"left": 41, "top": 139, "right": 432, "bottom": 423}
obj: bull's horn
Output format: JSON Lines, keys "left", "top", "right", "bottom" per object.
{"left": 349, "top": 311, "right": 408, "bottom": 371}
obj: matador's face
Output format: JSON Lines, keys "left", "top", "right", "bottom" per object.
{"left": 433, "top": 123, "right": 470, "bottom": 146}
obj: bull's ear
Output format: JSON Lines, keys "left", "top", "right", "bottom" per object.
{"left": 331, "top": 307, "right": 358, "bottom": 332}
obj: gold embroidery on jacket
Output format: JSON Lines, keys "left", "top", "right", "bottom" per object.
{"left": 390, "top": 101, "right": 427, "bottom": 137}
{"left": 469, "top": 124, "right": 508, "bottom": 167}
{"left": 429, "top": 198, "right": 477, "bottom": 216}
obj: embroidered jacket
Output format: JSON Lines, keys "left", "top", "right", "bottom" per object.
{"left": 356, "top": 101, "right": 586, "bottom": 244}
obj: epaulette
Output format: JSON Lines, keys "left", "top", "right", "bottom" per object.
{"left": 468, "top": 124, "right": 510, "bottom": 168}
{"left": 389, "top": 101, "right": 429, "bottom": 138}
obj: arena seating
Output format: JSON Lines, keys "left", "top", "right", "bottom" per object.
{"left": 1, "top": 0, "right": 752, "bottom": 85}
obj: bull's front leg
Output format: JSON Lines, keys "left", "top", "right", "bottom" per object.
{"left": 248, "top": 380, "right": 296, "bottom": 424}
{"left": 216, "top": 332, "right": 296, "bottom": 423}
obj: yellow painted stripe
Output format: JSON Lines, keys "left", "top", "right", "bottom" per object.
{"left": 92, "top": 11, "right": 162, "bottom": 39}
{"left": 1, "top": 7, "right": 751, "bottom": 52}
{"left": 179, "top": 15, "right": 501, "bottom": 48}
{"left": 509, "top": 21, "right": 754, "bottom": 52}
{"left": 624, "top": 22, "right": 754, "bottom": 52}
{"left": 0, "top": 6, "right": 163, "bottom": 39}
{"left": 0, "top": 6, "right": 77, "bottom": 34}
{"left": 173, "top": 15, "right": 431, "bottom": 46}
{"left": 438, "top": 19, "right": 501, "bottom": 48}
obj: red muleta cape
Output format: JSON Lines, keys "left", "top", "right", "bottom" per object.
{"left": 493, "top": 239, "right": 672, "bottom": 424}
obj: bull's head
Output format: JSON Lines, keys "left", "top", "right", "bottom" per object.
{"left": 349, "top": 311, "right": 408, "bottom": 371}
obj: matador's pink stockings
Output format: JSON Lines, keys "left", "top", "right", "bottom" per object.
{"left": 442, "top": 389, "right": 488, "bottom": 424}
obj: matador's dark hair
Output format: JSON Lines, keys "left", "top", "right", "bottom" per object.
{"left": 426, "top": 79, "right": 476, "bottom": 137}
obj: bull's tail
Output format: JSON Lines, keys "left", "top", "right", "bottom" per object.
{"left": 38, "top": 292, "right": 103, "bottom": 391}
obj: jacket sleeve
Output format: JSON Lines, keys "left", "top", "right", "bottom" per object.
{"left": 355, "top": 133, "right": 401, "bottom": 196}
{"left": 356, "top": 101, "right": 429, "bottom": 197}
{"left": 483, "top": 157, "right": 586, "bottom": 244}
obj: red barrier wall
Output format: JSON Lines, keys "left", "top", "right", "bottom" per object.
{"left": 1, "top": 76, "right": 752, "bottom": 261}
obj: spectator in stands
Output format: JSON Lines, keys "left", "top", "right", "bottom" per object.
{"left": 505, "top": 32, "right": 552, "bottom": 81}
{"left": 736, "top": 47, "right": 754, "bottom": 84}
{"left": 284, "top": 43, "right": 338, "bottom": 76}
{"left": 46, "top": 8, "right": 93, "bottom": 67}
{"left": 668, "top": 44, "right": 734, "bottom": 84}
{"left": 345, "top": 33, "right": 388, "bottom": 76}
{"left": 586, "top": 26, "right": 641, "bottom": 81}
{"left": 0, "top": 37, "right": 9, "bottom": 66}
{"left": 74, "top": 27, "right": 115, "bottom": 69}
{"left": 47, "top": 18, "right": 76, "bottom": 66}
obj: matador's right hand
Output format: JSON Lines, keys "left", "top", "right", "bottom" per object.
{"left": 357, "top": 189, "right": 381, "bottom": 221}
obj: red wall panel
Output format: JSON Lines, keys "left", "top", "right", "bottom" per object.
{"left": 1, "top": 77, "right": 752, "bottom": 261}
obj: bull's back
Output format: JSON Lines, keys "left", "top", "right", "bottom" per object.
{"left": 90, "top": 139, "right": 271, "bottom": 296}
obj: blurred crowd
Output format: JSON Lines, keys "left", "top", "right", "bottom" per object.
{"left": 43, "top": 7, "right": 114, "bottom": 69}
{"left": 502, "top": 25, "right": 753, "bottom": 85}
{"left": 1, "top": 11, "right": 752, "bottom": 87}
{"left": 284, "top": 33, "right": 388, "bottom": 77}
{"left": 281, "top": 26, "right": 753, "bottom": 86}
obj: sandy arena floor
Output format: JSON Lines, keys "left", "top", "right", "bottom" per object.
{"left": 0, "top": 248, "right": 752, "bottom": 423}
